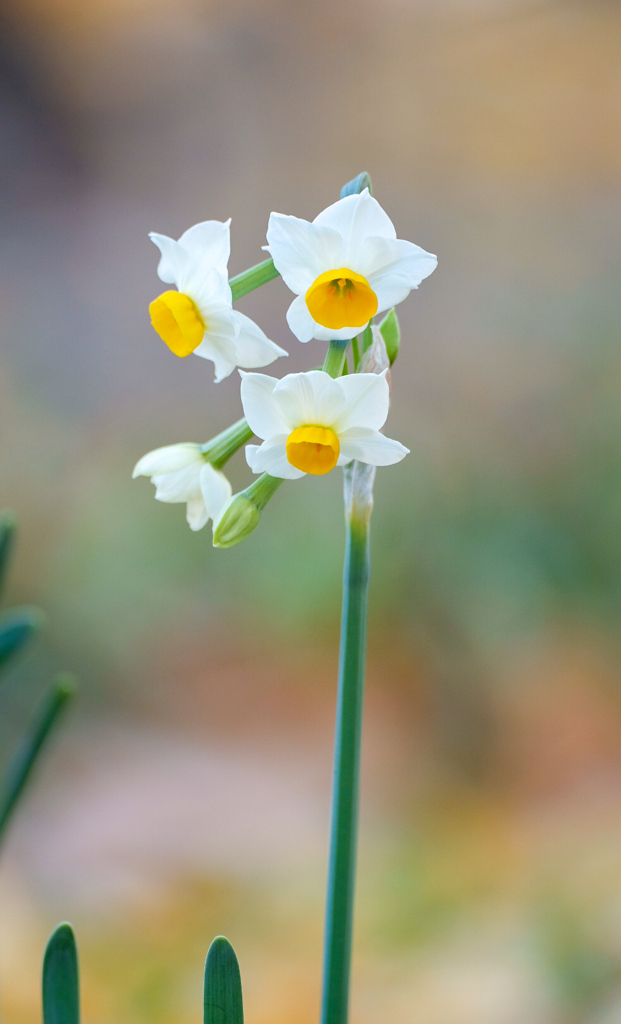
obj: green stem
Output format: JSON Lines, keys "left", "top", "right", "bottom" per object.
{"left": 229, "top": 258, "right": 280, "bottom": 302}
{"left": 322, "top": 339, "right": 349, "bottom": 379}
{"left": 0, "top": 675, "right": 76, "bottom": 847}
{"left": 321, "top": 462, "right": 375, "bottom": 1024}
{"left": 202, "top": 418, "right": 254, "bottom": 470}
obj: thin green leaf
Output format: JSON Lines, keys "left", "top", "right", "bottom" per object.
{"left": 340, "top": 172, "right": 373, "bottom": 199}
{"left": 0, "top": 511, "right": 16, "bottom": 602}
{"left": 351, "top": 336, "right": 360, "bottom": 371}
{"left": 43, "top": 923, "right": 80, "bottom": 1024}
{"left": 359, "top": 323, "right": 373, "bottom": 355}
{"left": 204, "top": 936, "right": 243, "bottom": 1024}
{"left": 379, "top": 308, "right": 400, "bottom": 365}
{"left": 0, "top": 674, "right": 76, "bottom": 845}
{"left": 0, "top": 607, "right": 45, "bottom": 674}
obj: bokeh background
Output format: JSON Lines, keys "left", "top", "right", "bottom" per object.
{"left": 0, "top": 0, "right": 620, "bottom": 1021}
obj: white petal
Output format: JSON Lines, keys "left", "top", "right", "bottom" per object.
{"left": 245, "top": 438, "right": 305, "bottom": 479}
{"left": 199, "top": 308, "right": 237, "bottom": 341}
{"left": 362, "top": 237, "right": 438, "bottom": 311}
{"left": 314, "top": 322, "right": 363, "bottom": 341}
{"left": 334, "top": 372, "right": 390, "bottom": 432}
{"left": 178, "top": 219, "right": 231, "bottom": 273}
{"left": 244, "top": 444, "right": 261, "bottom": 473}
{"left": 240, "top": 372, "right": 289, "bottom": 438}
{"left": 199, "top": 463, "right": 233, "bottom": 522}
{"left": 231, "top": 311, "right": 288, "bottom": 368}
{"left": 286, "top": 294, "right": 320, "bottom": 343}
{"left": 194, "top": 331, "right": 238, "bottom": 382}
{"left": 265, "top": 213, "right": 342, "bottom": 293}
{"left": 149, "top": 233, "right": 190, "bottom": 288}
{"left": 133, "top": 443, "right": 203, "bottom": 478}
{"left": 273, "top": 370, "right": 346, "bottom": 428}
{"left": 313, "top": 190, "right": 396, "bottom": 266}
{"left": 152, "top": 463, "right": 203, "bottom": 503}
{"left": 338, "top": 427, "right": 409, "bottom": 466}
{"left": 286, "top": 293, "right": 362, "bottom": 343}
{"left": 191, "top": 268, "right": 232, "bottom": 312}
{"left": 186, "top": 496, "right": 210, "bottom": 531}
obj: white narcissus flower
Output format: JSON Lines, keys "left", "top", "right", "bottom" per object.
{"left": 148, "top": 220, "right": 287, "bottom": 381}
{"left": 240, "top": 370, "right": 409, "bottom": 479}
{"left": 133, "top": 443, "right": 232, "bottom": 531}
{"left": 264, "top": 189, "right": 437, "bottom": 344}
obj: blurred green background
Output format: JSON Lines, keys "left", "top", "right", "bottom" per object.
{"left": 0, "top": 0, "right": 620, "bottom": 1021}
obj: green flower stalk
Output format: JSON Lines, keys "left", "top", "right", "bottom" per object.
{"left": 321, "top": 459, "right": 374, "bottom": 1024}
{"left": 229, "top": 258, "right": 280, "bottom": 301}
{"left": 200, "top": 418, "right": 254, "bottom": 469}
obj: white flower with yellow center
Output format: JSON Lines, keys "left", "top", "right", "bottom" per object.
{"left": 264, "top": 189, "right": 437, "bottom": 343}
{"left": 148, "top": 220, "right": 287, "bottom": 381}
{"left": 133, "top": 443, "right": 232, "bottom": 531}
{"left": 240, "top": 369, "right": 409, "bottom": 479}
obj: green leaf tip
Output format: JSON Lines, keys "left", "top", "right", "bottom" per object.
{"left": 0, "top": 510, "right": 17, "bottom": 600}
{"left": 43, "top": 922, "right": 80, "bottom": 1024}
{"left": 52, "top": 672, "right": 78, "bottom": 702}
{"left": 379, "top": 308, "right": 400, "bottom": 365}
{"left": 0, "top": 606, "right": 46, "bottom": 674}
{"left": 204, "top": 935, "right": 243, "bottom": 1024}
{"left": 340, "top": 172, "right": 373, "bottom": 199}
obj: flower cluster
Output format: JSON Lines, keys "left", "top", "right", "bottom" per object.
{"left": 134, "top": 185, "right": 437, "bottom": 546}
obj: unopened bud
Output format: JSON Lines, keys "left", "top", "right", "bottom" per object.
{"left": 212, "top": 473, "right": 283, "bottom": 549}
{"left": 213, "top": 494, "right": 261, "bottom": 549}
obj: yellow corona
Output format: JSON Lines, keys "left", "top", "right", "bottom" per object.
{"left": 305, "top": 269, "right": 378, "bottom": 331}
{"left": 149, "top": 291, "right": 205, "bottom": 357}
{"left": 286, "top": 426, "right": 340, "bottom": 475}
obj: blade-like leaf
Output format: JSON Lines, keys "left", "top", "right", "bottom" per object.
{"left": 340, "top": 172, "right": 373, "bottom": 199}
{"left": 204, "top": 936, "right": 244, "bottom": 1024}
{"left": 359, "top": 323, "right": 373, "bottom": 356}
{"left": 379, "top": 308, "right": 400, "bottom": 365}
{"left": 0, "top": 674, "right": 76, "bottom": 845}
{"left": 43, "top": 923, "right": 80, "bottom": 1024}
{"left": 0, "top": 607, "right": 45, "bottom": 674}
{"left": 0, "top": 511, "right": 16, "bottom": 601}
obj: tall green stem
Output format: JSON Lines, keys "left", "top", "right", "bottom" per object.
{"left": 321, "top": 462, "right": 375, "bottom": 1024}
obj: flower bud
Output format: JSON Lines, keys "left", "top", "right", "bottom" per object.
{"left": 212, "top": 473, "right": 283, "bottom": 549}
{"left": 212, "top": 494, "right": 261, "bottom": 549}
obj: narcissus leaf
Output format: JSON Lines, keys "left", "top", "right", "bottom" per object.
{"left": 0, "top": 607, "right": 44, "bottom": 674}
{"left": 0, "top": 511, "right": 16, "bottom": 601}
{"left": 42, "top": 923, "right": 80, "bottom": 1024}
{"left": 379, "top": 308, "right": 400, "bottom": 365}
{"left": 204, "top": 936, "right": 243, "bottom": 1024}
